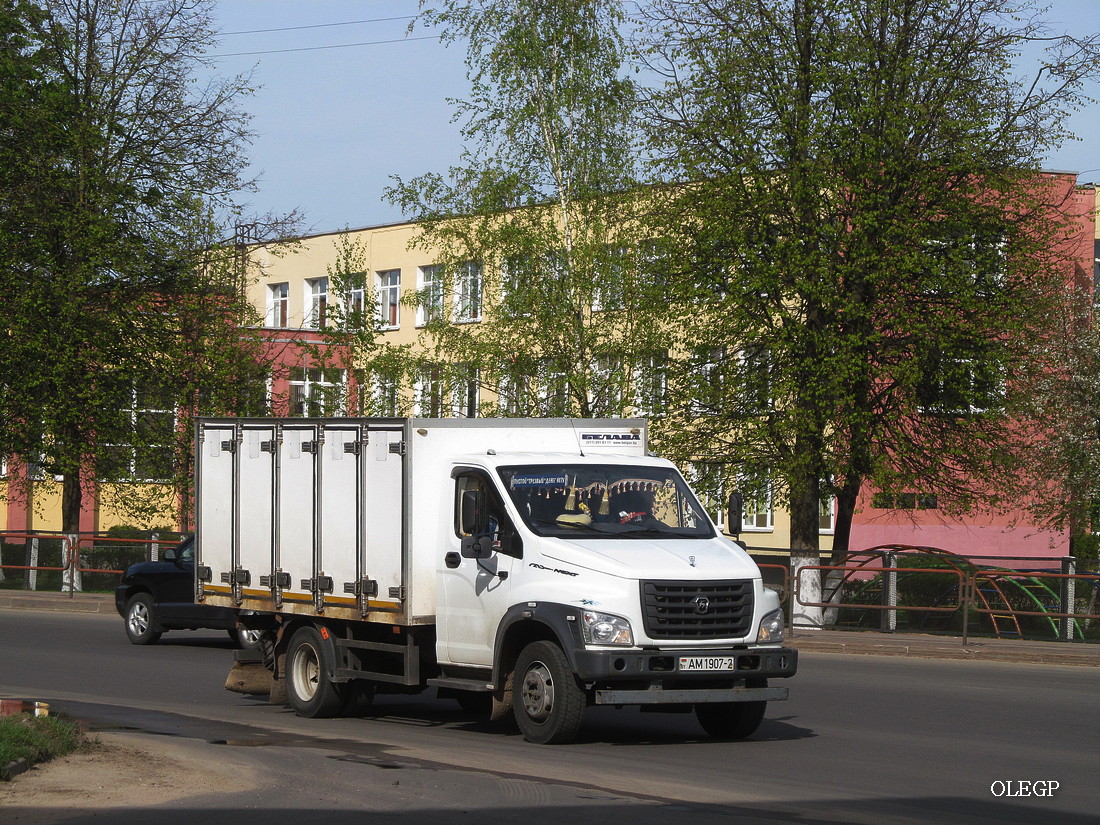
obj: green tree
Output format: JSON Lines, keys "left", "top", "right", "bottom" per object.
{"left": 386, "top": 0, "right": 668, "bottom": 419}
{"left": 642, "top": 0, "right": 1098, "bottom": 557}
{"left": 0, "top": 0, "right": 263, "bottom": 534}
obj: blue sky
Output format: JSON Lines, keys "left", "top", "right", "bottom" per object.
{"left": 210, "top": 0, "right": 1100, "bottom": 235}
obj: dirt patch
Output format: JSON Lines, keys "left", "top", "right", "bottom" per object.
{"left": 0, "top": 731, "right": 257, "bottom": 824}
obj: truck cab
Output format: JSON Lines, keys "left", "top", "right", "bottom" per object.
{"left": 438, "top": 453, "right": 795, "bottom": 742}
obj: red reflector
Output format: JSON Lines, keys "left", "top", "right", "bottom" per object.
{"left": 320, "top": 626, "right": 329, "bottom": 640}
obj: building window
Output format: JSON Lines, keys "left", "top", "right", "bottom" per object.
{"left": 590, "top": 354, "right": 624, "bottom": 416}
{"left": 306, "top": 277, "right": 328, "bottom": 329}
{"left": 819, "top": 495, "right": 835, "bottom": 534}
{"left": 454, "top": 261, "right": 483, "bottom": 322}
{"left": 267, "top": 282, "right": 289, "bottom": 328}
{"left": 99, "top": 379, "right": 176, "bottom": 482}
{"left": 742, "top": 481, "right": 774, "bottom": 531}
{"left": 451, "top": 364, "right": 480, "bottom": 418}
{"left": 917, "top": 355, "right": 1005, "bottom": 415}
{"left": 690, "top": 346, "right": 726, "bottom": 416}
{"left": 345, "top": 281, "right": 367, "bottom": 329}
{"left": 289, "top": 367, "right": 345, "bottom": 417}
{"left": 872, "top": 491, "right": 939, "bottom": 510}
{"left": 414, "top": 363, "right": 445, "bottom": 417}
{"left": 498, "top": 363, "right": 530, "bottom": 416}
{"left": 592, "top": 245, "right": 629, "bottom": 311}
{"left": 372, "top": 372, "right": 400, "bottom": 417}
{"left": 633, "top": 352, "right": 668, "bottom": 417}
{"left": 417, "top": 265, "right": 445, "bottom": 327}
{"left": 538, "top": 359, "right": 570, "bottom": 417}
{"left": 376, "top": 269, "right": 400, "bottom": 329}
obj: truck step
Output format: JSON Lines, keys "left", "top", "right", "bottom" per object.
{"left": 427, "top": 676, "right": 494, "bottom": 692}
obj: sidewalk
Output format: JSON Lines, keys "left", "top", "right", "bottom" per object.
{"left": 0, "top": 589, "right": 115, "bottom": 614}
{"left": 1, "top": 587, "right": 1097, "bottom": 667}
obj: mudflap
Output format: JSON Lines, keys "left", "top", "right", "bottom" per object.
{"left": 225, "top": 650, "right": 274, "bottom": 696}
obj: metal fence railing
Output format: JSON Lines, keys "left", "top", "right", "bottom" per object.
{"left": 789, "top": 553, "right": 1100, "bottom": 644}
{"left": 0, "top": 531, "right": 182, "bottom": 595}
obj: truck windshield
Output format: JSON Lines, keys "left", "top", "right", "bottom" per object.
{"left": 497, "top": 464, "right": 715, "bottom": 539}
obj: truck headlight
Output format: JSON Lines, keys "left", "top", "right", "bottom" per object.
{"left": 581, "top": 610, "right": 634, "bottom": 646}
{"left": 756, "top": 608, "right": 784, "bottom": 643}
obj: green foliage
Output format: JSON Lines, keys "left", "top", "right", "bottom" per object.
{"left": 642, "top": 0, "right": 1096, "bottom": 553}
{"left": 0, "top": 714, "right": 84, "bottom": 779}
{"left": 1070, "top": 532, "right": 1100, "bottom": 562}
{"left": 0, "top": 0, "right": 274, "bottom": 531}
{"left": 386, "top": 1, "right": 668, "bottom": 418}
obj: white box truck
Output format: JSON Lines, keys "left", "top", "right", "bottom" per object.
{"left": 195, "top": 417, "right": 796, "bottom": 744}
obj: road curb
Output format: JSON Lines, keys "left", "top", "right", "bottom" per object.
{"left": 788, "top": 634, "right": 1100, "bottom": 667}
{"left": 0, "top": 593, "right": 113, "bottom": 614}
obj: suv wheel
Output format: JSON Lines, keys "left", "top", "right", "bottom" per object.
{"left": 124, "top": 593, "right": 163, "bottom": 645}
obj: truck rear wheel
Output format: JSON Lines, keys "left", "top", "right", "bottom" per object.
{"left": 513, "top": 640, "right": 585, "bottom": 744}
{"left": 286, "top": 626, "right": 345, "bottom": 718}
{"left": 695, "top": 679, "right": 767, "bottom": 739}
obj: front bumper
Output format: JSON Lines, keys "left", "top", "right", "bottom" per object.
{"left": 572, "top": 645, "right": 797, "bottom": 681}
{"left": 571, "top": 645, "right": 797, "bottom": 706}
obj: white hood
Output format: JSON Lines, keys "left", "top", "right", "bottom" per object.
{"left": 541, "top": 535, "right": 759, "bottom": 581}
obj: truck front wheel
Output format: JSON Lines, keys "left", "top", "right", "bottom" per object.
{"left": 695, "top": 679, "right": 767, "bottom": 740}
{"left": 513, "top": 640, "right": 585, "bottom": 744}
{"left": 285, "top": 626, "right": 345, "bottom": 718}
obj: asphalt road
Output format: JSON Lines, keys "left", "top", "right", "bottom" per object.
{"left": 1, "top": 608, "right": 1096, "bottom": 825}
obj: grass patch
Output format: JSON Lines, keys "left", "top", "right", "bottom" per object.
{"left": 0, "top": 714, "right": 85, "bottom": 780}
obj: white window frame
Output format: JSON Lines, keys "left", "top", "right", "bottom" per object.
{"left": 289, "top": 367, "right": 345, "bottom": 417}
{"left": 592, "top": 244, "right": 629, "bottom": 311}
{"left": 345, "top": 282, "right": 366, "bottom": 329}
{"left": 376, "top": 269, "right": 400, "bottom": 329}
{"left": 454, "top": 261, "right": 483, "bottom": 323}
{"left": 632, "top": 352, "right": 667, "bottom": 417}
{"left": 498, "top": 368, "right": 529, "bottom": 416}
{"left": 413, "top": 363, "right": 445, "bottom": 417}
{"left": 266, "top": 282, "right": 289, "bottom": 328}
{"left": 740, "top": 479, "right": 774, "bottom": 532}
{"left": 417, "top": 265, "right": 445, "bottom": 327}
{"left": 372, "top": 372, "right": 400, "bottom": 417}
{"left": 450, "top": 365, "right": 480, "bottom": 418}
{"left": 819, "top": 495, "right": 836, "bottom": 535}
{"left": 305, "top": 277, "right": 328, "bottom": 329}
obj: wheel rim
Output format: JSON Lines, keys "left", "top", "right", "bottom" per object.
{"left": 240, "top": 629, "right": 261, "bottom": 647}
{"left": 290, "top": 642, "right": 321, "bottom": 702}
{"left": 520, "top": 660, "right": 555, "bottom": 722}
{"left": 128, "top": 602, "right": 150, "bottom": 636}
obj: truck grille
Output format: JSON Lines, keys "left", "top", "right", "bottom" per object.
{"left": 640, "top": 579, "right": 754, "bottom": 640}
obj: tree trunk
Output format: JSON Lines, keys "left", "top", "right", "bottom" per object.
{"left": 831, "top": 475, "right": 862, "bottom": 564}
{"left": 61, "top": 469, "right": 82, "bottom": 536}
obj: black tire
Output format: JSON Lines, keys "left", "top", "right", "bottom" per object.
{"left": 124, "top": 593, "right": 162, "bottom": 645}
{"left": 285, "top": 626, "right": 345, "bottom": 718}
{"left": 695, "top": 679, "right": 767, "bottom": 740}
{"left": 513, "top": 640, "right": 585, "bottom": 744}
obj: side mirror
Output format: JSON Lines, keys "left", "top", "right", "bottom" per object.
{"left": 163, "top": 547, "right": 178, "bottom": 563}
{"left": 726, "top": 491, "right": 743, "bottom": 536}
{"left": 460, "top": 489, "right": 488, "bottom": 536}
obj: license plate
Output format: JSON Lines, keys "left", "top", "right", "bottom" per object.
{"left": 678, "top": 656, "right": 736, "bottom": 672}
